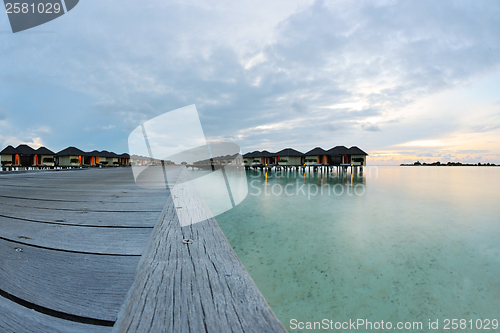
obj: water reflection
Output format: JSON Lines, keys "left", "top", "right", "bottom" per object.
{"left": 247, "top": 168, "right": 366, "bottom": 199}
{"left": 217, "top": 166, "right": 500, "bottom": 333}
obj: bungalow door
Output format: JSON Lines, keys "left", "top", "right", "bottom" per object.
{"left": 20, "top": 155, "right": 31, "bottom": 166}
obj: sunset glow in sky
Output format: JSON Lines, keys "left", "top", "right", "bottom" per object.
{"left": 1, "top": 0, "right": 499, "bottom": 165}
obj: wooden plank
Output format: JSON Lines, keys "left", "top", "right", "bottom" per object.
{"left": 0, "top": 168, "right": 146, "bottom": 191}
{"left": 0, "top": 198, "right": 163, "bottom": 212}
{"left": 0, "top": 167, "right": 283, "bottom": 332}
{"left": 0, "top": 295, "right": 112, "bottom": 333}
{"left": 0, "top": 216, "right": 152, "bottom": 255}
{"left": 0, "top": 168, "right": 131, "bottom": 183}
{"left": 0, "top": 168, "right": 167, "bottom": 331}
{"left": 113, "top": 168, "right": 286, "bottom": 333}
{"left": 0, "top": 192, "right": 167, "bottom": 202}
{"left": 0, "top": 208, "right": 159, "bottom": 227}
{"left": 0, "top": 239, "right": 138, "bottom": 321}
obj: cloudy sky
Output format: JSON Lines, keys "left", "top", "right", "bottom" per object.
{"left": 1, "top": 0, "right": 500, "bottom": 164}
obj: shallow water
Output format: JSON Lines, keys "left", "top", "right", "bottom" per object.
{"left": 216, "top": 166, "right": 500, "bottom": 332}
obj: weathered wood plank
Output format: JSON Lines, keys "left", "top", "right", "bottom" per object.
{"left": 0, "top": 168, "right": 169, "bottom": 331}
{"left": 0, "top": 168, "right": 144, "bottom": 189}
{"left": 0, "top": 208, "right": 159, "bottom": 227}
{"left": 0, "top": 198, "right": 163, "bottom": 212}
{"left": 113, "top": 168, "right": 286, "bottom": 333}
{"left": 0, "top": 192, "right": 167, "bottom": 202}
{"left": 0, "top": 295, "right": 112, "bottom": 333}
{"left": 0, "top": 216, "right": 152, "bottom": 255}
{"left": 0, "top": 167, "right": 283, "bottom": 332}
{"left": 0, "top": 168, "right": 133, "bottom": 183}
{"left": 0, "top": 239, "right": 138, "bottom": 321}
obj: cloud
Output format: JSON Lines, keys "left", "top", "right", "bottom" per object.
{"left": 21, "top": 137, "right": 45, "bottom": 148}
{"left": 1, "top": 72, "right": 47, "bottom": 88}
{"left": 456, "top": 149, "right": 489, "bottom": 154}
{"left": 322, "top": 123, "right": 344, "bottom": 132}
{"left": 362, "top": 124, "right": 382, "bottom": 132}
{"left": 84, "top": 124, "right": 116, "bottom": 131}
{"left": 291, "top": 101, "right": 309, "bottom": 114}
{"left": 1, "top": 0, "right": 500, "bottom": 161}
{"left": 397, "top": 140, "right": 444, "bottom": 147}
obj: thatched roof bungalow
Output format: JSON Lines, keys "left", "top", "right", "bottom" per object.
{"left": 252, "top": 150, "right": 276, "bottom": 165}
{"left": 84, "top": 150, "right": 97, "bottom": 166}
{"left": 242, "top": 151, "right": 262, "bottom": 166}
{"left": 326, "top": 146, "right": 368, "bottom": 165}
{"left": 347, "top": 146, "right": 368, "bottom": 165}
{"left": 105, "top": 151, "right": 120, "bottom": 166}
{"left": 56, "top": 147, "right": 86, "bottom": 166}
{"left": 15, "top": 144, "right": 37, "bottom": 166}
{"left": 326, "top": 146, "right": 349, "bottom": 165}
{"left": 275, "top": 148, "right": 304, "bottom": 166}
{"left": 304, "top": 147, "right": 329, "bottom": 165}
{"left": 118, "top": 153, "right": 130, "bottom": 166}
{"left": 35, "top": 146, "right": 55, "bottom": 166}
{"left": 0, "top": 145, "right": 18, "bottom": 166}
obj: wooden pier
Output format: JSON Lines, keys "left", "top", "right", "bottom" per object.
{"left": 0, "top": 168, "right": 286, "bottom": 332}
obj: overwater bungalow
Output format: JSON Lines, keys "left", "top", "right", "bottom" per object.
{"left": 0, "top": 144, "right": 134, "bottom": 169}
{"left": 92, "top": 150, "right": 113, "bottom": 166}
{"left": 55, "top": 147, "right": 86, "bottom": 167}
{"left": 253, "top": 150, "right": 276, "bottom": 165}
{"left": 347, "top": 146, "right": 368, "bottom": 166}
{"left": 106, "top": 151, "right": 120, "bottom": 166}
{"left": 275, "top": 148, "right": 304, "bottom": 166}
{"left": 326, "top": 146, "right": 350, "bottom": 165}
{"left": 0, "top": 145, "right": 18, "bottom": 166}
{"left": 326, "top": 146, "right": 368, "bottom": 165}
{"left": 191, "top": 153, "right": 241, "bottom": 168}
{"left": 130, "top": 154, "right": 153, "bottom": 166}
{"left": 85, "top": 150, "right": 100, "bottom": 166}
{"left": 242, "top": 145, "right": 368, "bottom": 170}
{"left": 304, "top": 147, "right": 329, "bottom": 165}
{"left": 86, "top": 150, "right": 123, "bottom": 166}
{"left": 15, "top": 144, "right": 37, "bottom": 166}
{"left": 118, "top": 153, "right": 131, "bottom": 166}
{"left": 210, "top": 153, "right": 240, "bottom": 165}
{"left": 35, "top": 146, "right": 55, "bottom": 166}
{"left": 242, "top": 151, "right": 261, "bottom": 166}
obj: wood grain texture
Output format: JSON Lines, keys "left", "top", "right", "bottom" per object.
{"left": 0, "top": 208, "right": 159, "bottom": 227}
{"left": 113, "top": 168, "right": 286, "bottom": 333}
{"left": 0, "top": 167, "right": 285, "bottom": 332}
{"left": 0, "top": 238, "right": 138, "bottom": 321}
{"left": 0, "top": 197, "right": 163, "bottom": 212}
{"left": 0, "top": 216, "right": 152, "bottom": 255}
{"left": 0, "top": 295, "right": 112, "bottom": 333}
{"left": 0, "top": 167, "right": 167, "bottom": 332}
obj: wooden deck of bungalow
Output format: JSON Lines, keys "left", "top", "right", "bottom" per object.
{"left": 0, "top": 168, "right": 286, "bottom": 332}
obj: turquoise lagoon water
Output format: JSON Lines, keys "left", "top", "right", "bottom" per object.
{"left": 216, "top": 166, "right": 500, "bottom": 332}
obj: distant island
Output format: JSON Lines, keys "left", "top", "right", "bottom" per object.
{"left": 401, "top": 161, "right": 498, "bottom": 166}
